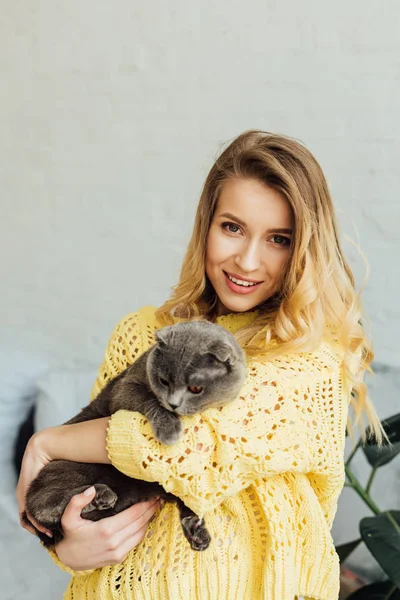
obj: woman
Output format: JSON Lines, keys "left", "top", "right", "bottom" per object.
{"left": 17, "top": 130, "right": 384, "bottom": 600}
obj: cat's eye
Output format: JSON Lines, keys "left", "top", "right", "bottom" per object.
{"left": 188, "top": 385, "right": 203, "bottom": 394}
{"left": 159, "top": 377, "right": 169, "bottom": 387}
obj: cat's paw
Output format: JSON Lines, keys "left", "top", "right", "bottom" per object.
{"left": 81, "top": 484, "right": 118, "bottom": 515}
{"left": 153, "top": 412, "right": 182, "bottom": 445}
{"left": 181, "top": 516, "right": 211, "bottom": 551}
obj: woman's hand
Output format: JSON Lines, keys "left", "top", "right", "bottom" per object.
{"left": 16, "top": 431, "right": 53, "bottom": 537}
{"left": 55, "top": 490, "right": 161, "bottom": 571}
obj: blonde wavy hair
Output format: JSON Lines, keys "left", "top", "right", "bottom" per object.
{"left": 156, "top": 130, "right": 385, "bottom": 444}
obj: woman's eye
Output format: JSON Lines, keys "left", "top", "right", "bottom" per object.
{"left": 188, "top": 385, "right": 203, "bottom": 394}
{"left": 272, "top": 235, "right": 291, "bottom": 247}
{"left": 159, "top": 378, "right": 169, "bottom": 387}
{"left": 222, "top": 222, "right": 240, "bottom": 234}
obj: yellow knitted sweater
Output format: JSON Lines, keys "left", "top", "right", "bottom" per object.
{"left": 50, "top": 305, "right": 348, "bottom": 600}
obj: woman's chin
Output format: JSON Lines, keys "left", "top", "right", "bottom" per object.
{"left": 216, "top": 294, "right": 260, "bottom": 315}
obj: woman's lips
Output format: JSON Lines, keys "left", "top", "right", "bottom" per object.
{"left": 223, "top": 271, "right": 262, "bottom": 295}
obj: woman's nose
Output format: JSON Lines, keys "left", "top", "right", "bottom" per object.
{"left": 234, "top": 243, "right": 261, "bottom": 273}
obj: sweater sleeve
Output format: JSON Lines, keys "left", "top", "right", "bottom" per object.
{"left": 90, "top": 308, "right": 154, "bottom": 401}
{"left": 106, "top": 342, "right": 346, "bottom": 517}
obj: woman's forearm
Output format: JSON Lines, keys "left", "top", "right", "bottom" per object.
{"left": 35, "top": 417, "right": 112, "bottom": 464}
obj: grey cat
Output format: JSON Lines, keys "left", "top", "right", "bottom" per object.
{"left": 22, "top": 320, "right": 246, "bottom": 552}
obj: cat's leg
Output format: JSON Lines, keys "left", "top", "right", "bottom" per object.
{"left": 22, "top": 483, "right": 117, "bottom": 549}
{"left": 25, "top": 461, "right": 121, "bottom": 529}
{"left": 108, "top": 362, "right": 182, "bottom": 445}
{"left": 146, "top": 402, "right": 182, "bottom": 445}
{"left": 175, "top": 498, "right": 211, "bottom": 551}
{"left": 26, "top": 483, "right": 117, "bottom": 527}
{"left": 124, "top": 388, "right": 182, "bottom": 445}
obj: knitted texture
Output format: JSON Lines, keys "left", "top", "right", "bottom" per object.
{"left": 51, "top": 306, "right": 348, "bottom": 600}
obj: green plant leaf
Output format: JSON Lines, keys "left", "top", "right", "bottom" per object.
{"left": 346, "top": 581, "right": 400, "bottom": 599}
{"left": 336, "top": 538, "right": 362, "bottom": 563}
{"left": 363, "top": 413, "right": 400, "bottom": 468}
{"left": 360, "top": 511, "right": 400, "bottom": 587}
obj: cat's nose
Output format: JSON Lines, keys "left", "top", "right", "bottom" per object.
{"left": 168, "top": 394, "right": 183, "bottom": 410}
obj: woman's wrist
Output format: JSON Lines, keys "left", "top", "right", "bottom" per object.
{"left": 32, "top": 418, "right": 112, "bottom": 464}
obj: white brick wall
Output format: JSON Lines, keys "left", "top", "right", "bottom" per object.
{"left": 0, "top": 0, "right": 399, "bottom": 577}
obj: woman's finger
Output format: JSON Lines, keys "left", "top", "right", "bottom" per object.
{"left": 110, "top": 500, "right": 160, "bottom": 548}
{"left": 107, "top": 521, "right": 151, "bottom": 565}
{"left": 19, "top": 510, "right": 53, "bottom": 539}
{"left": 101, "top": 498, "right": 160, "bottom": 536}
{"left": 16, "top": 431, "right": 52, "bottom": 537}
{"left": 26, "top": 510, "right": 53, "bottom": 538}
{"left": 19, "top": 512, "right": 37, "bottom": 536}
{"left": 61, "top": 486, "right": 97, "bottom": 533}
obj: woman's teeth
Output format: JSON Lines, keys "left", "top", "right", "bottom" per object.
{"left": 227, "top": 274, "right": 258, "bottom": 287}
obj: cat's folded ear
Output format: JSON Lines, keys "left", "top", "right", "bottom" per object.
{"left": 155, "top": 326, "right": 173, "bottom": 347}
{"left": 206, "top": 342, "right": 236, "bottom": 365}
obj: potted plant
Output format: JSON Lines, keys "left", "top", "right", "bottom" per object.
{"left": 336, "top": 413, "right": 400, "bottom": 599}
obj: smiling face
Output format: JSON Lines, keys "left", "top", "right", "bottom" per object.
{"left": 205, "top": 177, "right": 293, "bottom": 316}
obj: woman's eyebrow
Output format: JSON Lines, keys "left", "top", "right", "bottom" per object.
{"left": 218, "top": 212, "right": 293, "bottom": 235}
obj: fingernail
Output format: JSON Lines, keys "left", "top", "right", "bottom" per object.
{"left": 45, "top": 532, "right": 53, "bottom": 538}
{"left": 84, "top": 486, "right": 95, "bottom": 496}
